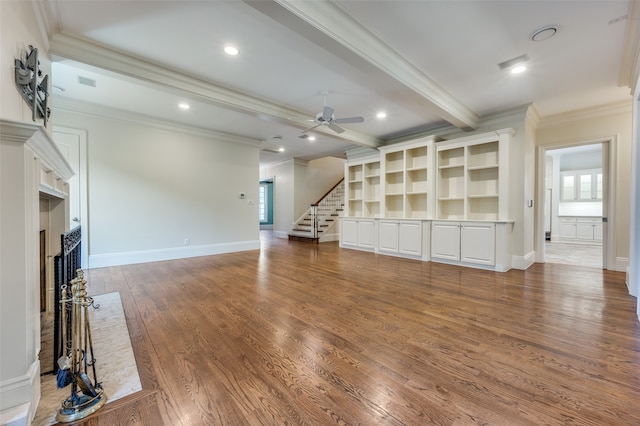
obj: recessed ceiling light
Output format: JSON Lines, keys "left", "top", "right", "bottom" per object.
{"left": 530, "top": 25, "right": 558, "bottom": 42}
{"left": 308, "top": 135, "right": 316, "bottom": 141}
{"left": 178, "top": 102, "right": 190, "bottom": 110}
{"left": 224, "top": 46, "right": 239, "bottom": 56}
{"left": 511, "top": 65, "right": 527, "bottom": 74}
{"left": 278, "top": 147, "right": 285, "bottom": 152}
{"left": 376, "top": 112, "right": 387, "bottom": 119}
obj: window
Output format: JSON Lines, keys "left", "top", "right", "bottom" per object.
{"left": 259, "top": 185, "right": 266, "bottom": 222}
{"left": 560, "top": 169, "right": 602, "bottom": 202}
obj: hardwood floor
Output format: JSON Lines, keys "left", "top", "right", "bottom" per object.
{"left": 63, "top": 233, "right": 640, "bottom": 425}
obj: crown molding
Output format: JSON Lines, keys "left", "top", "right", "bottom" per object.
{"left": 537, "top": 100, "right": 632, "bottom": 129}
{"left": 259, "top": 0, "right": 478, "bottom": 130}
{"left": 53, "top": 97, "right": 262, "bottom": 148}
{"left": 619, "top": 1, "right": 640, "bottom": 94}
{"left": 49, "top": 33, "right": 380, "bottom": 149}
{"left": 0, "top": 119, "right": 74, "bottom": 180}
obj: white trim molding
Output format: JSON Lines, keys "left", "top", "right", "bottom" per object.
{"left": 88, "top": 240, "right": 260, "bottom": 268}
{"left": 0, "top": 360, "right": 40, "bottom": 426}
{"left": 512, "top": 251, "right": 535, "bottom": 270}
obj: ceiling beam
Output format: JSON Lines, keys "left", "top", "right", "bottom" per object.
{"left": 49, "top": 33, "right": 381, "bottom": 149}
{"left": 247, "top": 0, "right": 478, "bottom": 130}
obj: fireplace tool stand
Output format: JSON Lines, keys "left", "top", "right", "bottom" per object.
{"left": 56, "top": 269, "right": 107, "bottom": 422}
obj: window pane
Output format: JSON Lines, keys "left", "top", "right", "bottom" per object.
{"left": 259, "top": 186, "right": 266, "bottom": 221}
{"left": 596, "top": 173, "right": 603, "bottom": 199}
{"left": 561, "top": 175, "right": 575, "bottom": 201}
{"left": 579, "top": 174, "right": 591, "bottom": 200}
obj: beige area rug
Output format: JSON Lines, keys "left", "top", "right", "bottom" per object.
{"left": 33, "top": 292, "right": 142, "bottom": 425}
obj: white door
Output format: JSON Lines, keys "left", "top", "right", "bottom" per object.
{"left": 52, "top": 127, "right": 88, "bottom": 269}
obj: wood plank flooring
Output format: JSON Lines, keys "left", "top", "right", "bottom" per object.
{"left": 62, "top": 232, "right": 640, "bottom": 425}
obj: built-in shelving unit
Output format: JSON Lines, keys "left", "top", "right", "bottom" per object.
{"left": 346, "top": 158, "right": 381, "bottom": 218}
{"left": 342, "top": 129, "right": 515, "bottom": 272}
{"left": 379, "top": 136, "right": 435, "bottom": 220}
{"left": 435, "top": 131, "right": 510, "bottom": 221}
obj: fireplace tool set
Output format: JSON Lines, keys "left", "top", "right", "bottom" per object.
{"left": 55, "top": 269, "right": 106, "bottom": 422}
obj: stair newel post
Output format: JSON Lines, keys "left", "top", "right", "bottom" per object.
{"left": 311, "top": 204, "right": 318, "bottom": 239}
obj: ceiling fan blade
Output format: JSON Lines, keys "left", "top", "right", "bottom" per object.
{"left": 328, "top": 122, "right": 345, "bottom": 134}
{"left": 334, "top": 116, "right": 364, "bottom": 124}
{"left": 301, "top": 123, "right": 322, "bottom": 133}
{"left": 322, "top": 105, "right": 334, "bottom": 122}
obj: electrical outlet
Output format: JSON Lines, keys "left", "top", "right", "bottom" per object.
{"left": 184, "top": 238, "right": 190, "bottom": 245}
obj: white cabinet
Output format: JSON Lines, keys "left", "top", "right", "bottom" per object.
{"left": 559, "top": 217, "right": 577, "bottom": 239}
{"left": 378, "top": 220, "right": 422, "bottom": 257}
{"left": 431, "top": 221, "right": 495, "bottom": 267}
{"left": 430, "top": 222, "right": 461, "bottom": 261}
{"left": 559, "top": 217, "right": 602, "bottom": 243}
{"left": 341, "top": 218, "right": 376, "bottom": 251}
{"left": 577, "top": 217, "right": 603, "bottom": 242}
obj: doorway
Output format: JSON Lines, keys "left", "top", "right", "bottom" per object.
{"left": 537, "top": 138, "right": 615, "bottom": 269}
{"left": 260, "top": 178, "right": 274, "bottom": 229}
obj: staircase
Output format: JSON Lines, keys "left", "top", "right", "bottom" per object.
{"left": 288, "top": 180, "right": 344, "bottom": 243}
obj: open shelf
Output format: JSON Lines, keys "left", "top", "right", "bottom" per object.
{"left": 437, "top": 198, "right": 464, "bottom": 220}
{"left": 385, "top": 194, "right": 403, "bottom": 218}
{"left": 406, "top": 146, "right": 428, "bottom": 169}
{"left": 406, "top": 193, "right": 428, "bottom": 219}
{"left": 385, "top": 170, "right": 404, "bottom": 194}
{"left": 364, "top": 161, "right": 380, "bottom": 177}
{"left": 467, "top": 167, "right": 498, "bottom": 197}
{"left": 468, "top": 141, "right": 498, "bottom": 168}
{"left": 438, "top": 147, "right": 464, "bottom": 168}
{"left": 364, "top": 201, "right": 381, "bottom": 217}
{"left": 385, "top": 151, "right": 404, "bottom": 173}
{"left": 467, "top": 197, "right": 499, "bottom": 220}
{"left": 438, "top": 167, "right": 464, "bottom": 199}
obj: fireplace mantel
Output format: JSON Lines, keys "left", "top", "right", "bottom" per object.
{"left": 0, "top": 118, "right": 74, "bottom": 425}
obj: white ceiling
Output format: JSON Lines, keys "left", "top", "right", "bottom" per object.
{"left": 45, "top": 0, "right": 633, "bottom": 166}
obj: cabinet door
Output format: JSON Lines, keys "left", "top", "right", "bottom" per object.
{"left": 398, "top": 221, "right": 422, "bottom": 256}
{"left": 342, "top": 219, "right": 359, "bottom": 246}
{"left": 378, "top": 220, "right": 399, "bottom": 253}
{"left": 594, "top": 223, "right": 603, "bottom": 241}
{"left": 431, "top": 222, "right": 460, "bottom": 261}
{"left": 559, "top": 218, "right": 577, "bottom": 239}
{"left": 357, "top": 220, "right": 375, "bottom": 249}
{"left": 460, "top": 222, "right": 495, "bottom": 266}
{"left": 576, "top": 222, "right": 595, "bottom": 240}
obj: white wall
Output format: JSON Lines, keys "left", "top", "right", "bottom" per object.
{"left": 537, "top": 105, "right": 632, "bottom": 270}
{"left": 53, "top": 108, "right": 261, "bottom": 267}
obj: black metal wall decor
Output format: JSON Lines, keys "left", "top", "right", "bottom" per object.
{"left": 15, "top": 45, "right": 50, "bottom": 127}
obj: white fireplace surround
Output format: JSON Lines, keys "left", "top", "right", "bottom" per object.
{"left": 0, "top": 119, "right": 73, "bottom": 425}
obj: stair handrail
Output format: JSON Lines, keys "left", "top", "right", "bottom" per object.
{"left": 311, "top": 178, "right": 344, "bottom": 207}
{"left": 289, "top": 179, "right": 345, "bottom": 240}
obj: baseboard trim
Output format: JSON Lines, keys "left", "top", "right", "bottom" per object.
{"left": 613, "top": 257, "right": 629, "bottom": 273}
{"left": 88, "top": 240, "right": 260, "bottom": 268}
{"left": 512, "top": 251, "right": 535, "bottom": 270}
{"left": 0, "top": 360, "right": 39, "bottom": 426}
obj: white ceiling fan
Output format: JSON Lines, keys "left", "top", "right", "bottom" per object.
{"left": 302, "top": 91, "right": 364, "bottom": 134}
